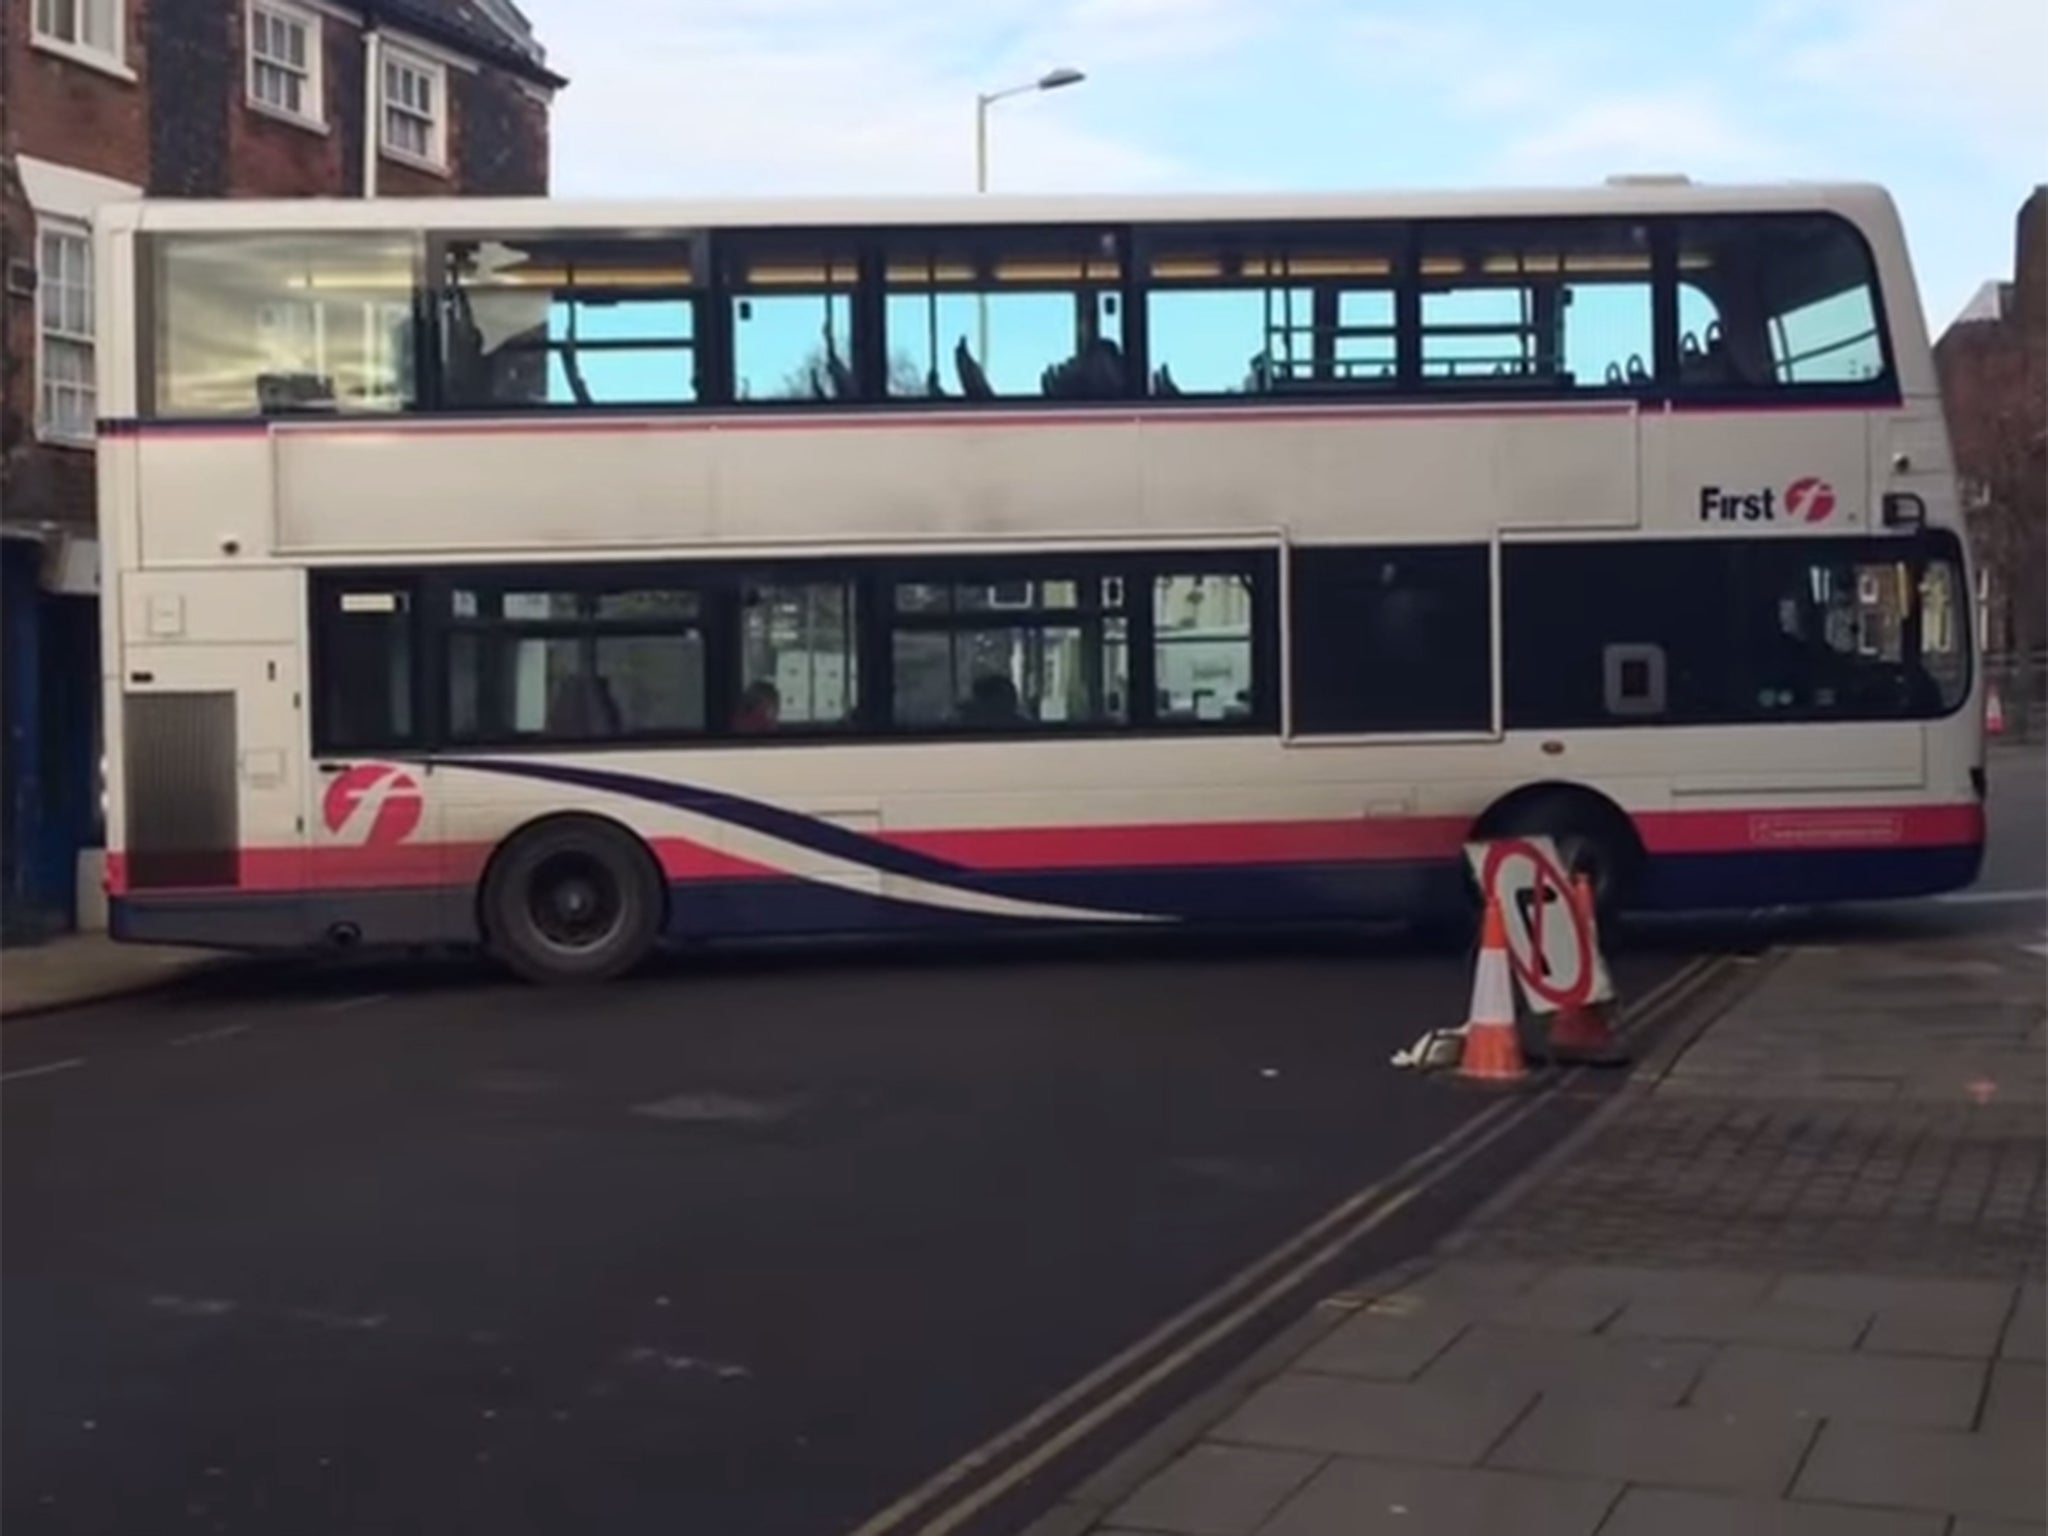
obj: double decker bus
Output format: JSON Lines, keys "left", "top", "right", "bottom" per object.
{"left": 92, "top": 177, "right": 1983, "bottom": 982}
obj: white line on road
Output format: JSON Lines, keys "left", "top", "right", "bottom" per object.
{"left": 170, "top": 1023, "right": 252, "bottom": 1047}
{"left": 1, "top": 1057, "right": 85, "bottom": 1084}
{"left": 318, "top": 993, "right": 391, "bottom": 1013}
{"left": 1933, "top": 888, "right": 2048, "bottom": 907}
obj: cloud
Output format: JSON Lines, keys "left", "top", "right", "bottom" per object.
{"left": 1493, "top": 92, "right": 1787, "bottom": 183}
{"left": 528, "top": 0, "right": 1262, "bottom": 198}
{"left": 1760, "top": 0, "right": 2048, "bottom": 178}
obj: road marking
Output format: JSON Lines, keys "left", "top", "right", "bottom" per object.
{"left": 171, "top": 1023, "right": 252, "bottom": 1047}
{"left": 848, "top": 952, "right": 1727, "bottom": 1536}
{"left": 1, "top": 1057, "right": 85, "bottom": 1084}
{"left": 1933, "top": 888, "right": 2048, "bottom": 907}
{"left": 319, "top": 993, "right": 391, "bottom": 1013}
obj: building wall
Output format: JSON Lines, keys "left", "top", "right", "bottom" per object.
{"left": 1935, "top": 186, "right": 2048, "bottom": 671}
{"left": 0, "top": 0, "right": 556, "bottom": 937}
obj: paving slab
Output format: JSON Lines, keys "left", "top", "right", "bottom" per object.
{"left": 1525, "top": 1265, "right": 1775, "bottom": 1306}
{"left": 1793, "top": 1420, "right": 2048, "bottom": 1524}
{"left": 1104, "top": 1444, "right": 1323, "bottom": 1536}
{"left": 1486, "top": 1398, "right": 1814, "bottom": 1496}
{"left": 1610, "top": 1297, "right": 1866, "bottom": 1350}
{"left": 1979, "top": 1360, "right": 2046, "bottom": 1432}
{"left": 1293, "top": 1309, "right": 1468, "bottom": 1381}
{"left": 1362, "top": 1283, "right": 1622, "bottom": 1334}
{"left": 1597, "top": 1486, "right": 1946, "bottom": 1536}
{"left": 1771, "top": 1275, "right": 2017, "bottom": 1320}
{"left": 1947, "top": 1521, "right": 2048, "bottom": 1536}
{"left": 1210, "top": 1373, "right": 1532, "bottom": 1466}
{"left": 1255, "top": 1456, "right": 1620, "bottom": 1536}
{"left": 2000, "top": 1284, "right": 2046, "bottom": 1363}
{"left": 1416, "top": 1324, "right": 1712, "bottom": 1409}
{"left": 1689, "top": 1343, "right": 1986, "bottom": 1430}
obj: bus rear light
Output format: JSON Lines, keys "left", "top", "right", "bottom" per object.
{"left": 1881, "top": 492, "right": 1925, "bottom": 529}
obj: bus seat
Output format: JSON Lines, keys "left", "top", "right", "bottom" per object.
{"left": 954, "top": 337, "right": 995, "bottom": 399}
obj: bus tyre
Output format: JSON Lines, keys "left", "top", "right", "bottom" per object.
{"left": 482, "top": 819, "right": 663, "bottom": 985}
{"left": 1486, "top": 794, "right": 1642, "bottom": 926}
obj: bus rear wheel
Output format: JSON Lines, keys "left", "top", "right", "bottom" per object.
{"left": 482, "top": 818, "right": 663, "bottom": 985}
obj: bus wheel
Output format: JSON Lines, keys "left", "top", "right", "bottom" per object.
{"left": 1480, "top": 790, "right": 1643, "bottom": 925}
{"left": 481, "top": 818, "right": 663, "bottom": 985}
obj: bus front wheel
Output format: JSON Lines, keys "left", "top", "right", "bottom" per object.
{"left": 481, "top": 818, "right": 664, "bottom": 985}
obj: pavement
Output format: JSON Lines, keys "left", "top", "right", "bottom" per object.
{"left": 1039, "top": 927, "right": 2047, "bottom": 1536}
{"left": 0, "top": 931, "right": 224, "bottom": 1019}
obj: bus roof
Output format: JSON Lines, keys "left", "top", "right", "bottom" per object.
{"left": 100, "top": 181, "right": 1904, "bottom": 238}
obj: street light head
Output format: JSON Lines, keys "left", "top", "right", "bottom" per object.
{"left": 1037, "top": 67, "right": 1085, "bottom": 91}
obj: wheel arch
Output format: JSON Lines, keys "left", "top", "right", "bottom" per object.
{"left": 473, "top": 810, "right": 671, "bottom": 947}
{"left": 1469, "top": 779, "right": 1649, "bottom": 911}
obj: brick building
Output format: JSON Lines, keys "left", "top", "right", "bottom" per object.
{"left": 0, "top": 0, "right": 563, "bottom": 940}
{"left": 1933, "top": 188, "right": 2045, "bottom": 727}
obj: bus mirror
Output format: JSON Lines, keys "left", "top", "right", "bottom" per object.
{"left": 1881, "top": 492, "right": 1925, "bottom": 530}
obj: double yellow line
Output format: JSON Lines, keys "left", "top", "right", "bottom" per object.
{"left": 846, "top": 951, "right": 1733, "bottom": 1536}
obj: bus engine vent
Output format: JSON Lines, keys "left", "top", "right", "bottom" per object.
{"left": 124, "top": 692, "right": 240, "bottom": 890}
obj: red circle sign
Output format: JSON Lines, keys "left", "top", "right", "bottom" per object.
{"left": 322, "top": 763, "right": 423, "bottom": 846}
{"left": 1784, "top": 476, "right": 1836, "bottom": 523}
{"left": 1478, "top": 838, "right": 1597, "bottom": 1009}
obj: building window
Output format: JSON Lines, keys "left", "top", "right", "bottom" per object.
{"left": 247, "top": 0, "right": 322, "bottom": 124}
{"left": 38, "top": 223, "right": 95, "bottom": 444}
{"left": 33, "top": 0, "right": 122, "bottom": 66}
{"left": 381, "top": 48, "right": 446, "bottom": 169}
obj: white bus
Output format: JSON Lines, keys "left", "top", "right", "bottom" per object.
{"left": 92, "top": 178, "right": 1984, "bottom": 982}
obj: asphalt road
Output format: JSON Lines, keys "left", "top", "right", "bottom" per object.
{"left": 3, "top": 746, "right": 2040, "bottom": 1536}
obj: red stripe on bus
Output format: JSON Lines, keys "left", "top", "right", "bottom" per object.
{"left": 1635, "top": 803, "right": 1982, "bottom": 854}
{"left": 107, "top": 837, "right": 779, "bottom": 894}
{"left": 887, "top": 816, "right": 1473, "bottom": 871}
{"left": 104, "top": 803, "right": 1982, "bottom": 897}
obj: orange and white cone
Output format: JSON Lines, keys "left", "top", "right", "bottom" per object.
{"left": 1545, "top": 873, "right": 1629, "bottom": 1067}
{"left": 1457, "top": 892, "right": 1528, "bottom": 1083}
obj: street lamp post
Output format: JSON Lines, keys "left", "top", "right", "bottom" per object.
{"left": 973, "top": 67, "right": 1085, "bottom": 364}
{"left": 974, "top": 67, "right": 1085, "bottom": 194}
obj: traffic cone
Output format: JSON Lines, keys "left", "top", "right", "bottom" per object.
{"left": 1545, "top": 873, "right": 1630, "bottom": 1067}
{"left": 1457, "top": 892, "right": 1528, "bottom": 1083}
{"left": 1987, "top": 685, "right": 2006, "bottom": 736}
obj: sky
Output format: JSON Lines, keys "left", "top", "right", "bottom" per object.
{"left": 518, "top": 0, "right": 2045, "bottom": 338}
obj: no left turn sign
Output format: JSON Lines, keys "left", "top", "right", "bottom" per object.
{"left": 1463, "top": 836, "right": 1614, "bottom": 1014}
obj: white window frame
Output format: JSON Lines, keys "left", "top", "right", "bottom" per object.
{"left": 31, "top": 0, "right": 131, "bottom": 78}
{"left": 36, "top": 219, "right": 97, "bottom": 447}
{"left": 245, "top": 0, "right": 325, "bottom": 129}
{"left": 380, "top": 45, "right": 448, "bottom": 173}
